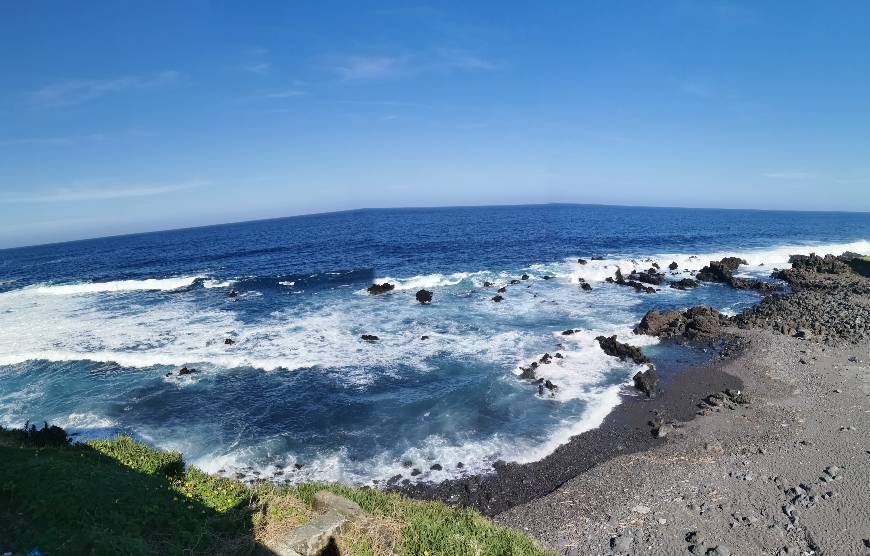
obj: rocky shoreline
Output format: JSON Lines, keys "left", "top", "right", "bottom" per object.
{"left": 402, "top": 253, "right": 870, "bottom": 554}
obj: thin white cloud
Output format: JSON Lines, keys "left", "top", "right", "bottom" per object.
{"left": 0, "top": 180, "right": 210, "bottom": 204}
{"left": 762, "top": 171, "right": 827, "bottom": 180}
{"left": 241, "top": 60, "right": 273, "bottom": 75}
{"left": 27, "top": 71, "right": 181, "bottom": 107}
{"left": 333, "top": 56, "right": 407, "bottom": 81}
{"left": 260, "top": 89, "right": 308, "bottom": 99}
{"left": 433, "top": 48, "right": 497, "bottom": 71}
{"left": 0, "top": 134, "right": 104, "bottom": 147}
{"left": 327, "top": 48, "right": 496, "bottom": 82}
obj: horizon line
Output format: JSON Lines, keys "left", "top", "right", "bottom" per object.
{"left": 3, "top": 200, "right": 870, "bottom": 251}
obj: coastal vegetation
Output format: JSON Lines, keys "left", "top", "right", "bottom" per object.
{"left": 0, "top": 424, "right": 549, "bottom": 555}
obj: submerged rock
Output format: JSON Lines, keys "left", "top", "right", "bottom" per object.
{"left": 178, "top": 366, "right": 199, "bottom": 375}
{"left": 415, "top": 289, "right": 433, "bottom": 304}
{"left": 491, "top": 295, "right": 505, "bottom": 302}
{"left": 367, "top": 282, "right": 395, "bottom": 295}
{"left": 577, "top": 258, "right": 588, "bottom": 265}
{"left": 360, "top": 334, "right": 379, "bottom": 341}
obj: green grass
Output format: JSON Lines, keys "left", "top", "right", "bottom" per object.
{"left": 0, "top": 427, "right": 551, "bottom": 556}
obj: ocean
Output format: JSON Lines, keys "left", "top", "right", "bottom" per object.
{"left": 1, "top": 204, "right": 868, "bottom": 485}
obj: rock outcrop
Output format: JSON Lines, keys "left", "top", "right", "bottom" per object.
{"left": 635, "top": 306, "right": 727, "bottom": 343}
{"left": 670, "top": 278, "right": 699, "bottom": 290}
{"left": 415, "top": 289, "right": 433, "bottom": 304}
{"left": 696, "top": 257, "right": 779, "bottom": 293}
{"left": 367, "top": 283, "right": 395, "bottom": 295}
{"left": 595, "top": 335, "right": 649, "bottom": 364}
{"left": 632, "top": 366, "right": 659, "bottom": 398}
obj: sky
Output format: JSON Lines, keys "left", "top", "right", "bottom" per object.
{"left": 1, "top": 1, "right": 869, "bottom": 248}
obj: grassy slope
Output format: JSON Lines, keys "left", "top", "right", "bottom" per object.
{"left": 0, "top": 428, "right": 550, "bottom": 556}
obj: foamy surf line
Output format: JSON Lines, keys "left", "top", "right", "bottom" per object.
{"left": 8, "top": 276, "right": 208, "bottom": 296}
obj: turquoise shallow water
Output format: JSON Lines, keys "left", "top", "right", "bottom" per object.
{"left": 1, "top": 204, "right": 868, "bottom": 484}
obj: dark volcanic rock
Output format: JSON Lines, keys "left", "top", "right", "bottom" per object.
{"left": 483, "top": 281, "right": 494, "bottom": 288}
{"left": 415, "top": 289, "right": 433, "bottom": 304}
{"left": 632, "top": 366, "right": 659, "bottom": 398}
{"left": 227, "top": 289, "right": 238, "bottom": 298}
{"left": 580, "top": 281, "right": 593, "bottom": 291}
{"left": 670, "top": 278, "right": 699, "bottom": 290}
{"left": 595, "top": 335, "right": 649, "bottom": 364}
{"left": 178, "top": 366, "right": 199, "bottom": 375}
{"left": 789, "top": 253, "right": 851, "bottom": 274}
{"left": 635, "top": 306, "right": 727, "bottom": 343}
{"left": 629, "top": 269, "right": 665, "bottom": 285}
{"left": 491, "top": 295, "right": 504, "bottom": 302}
{"left": 577, "top": 258, "right": 588, "bottom": 265}
{"left": 224, "top": 338, "right": 236, "bottom": 345}
{"left": 361, "top": 334, "right": 379, "bottom": 341}
{"left": 367, "top": 282, "right": 395, "bottom": 295}
{"left": 521, "top": 274, "right": 530, "bottom": 280}
{"left": 497, "top": 286, "right": 507, "bottom": 293}
{"left": 696, "top": 257, "right": 779, "bottom": 293}
{"left": 669, "top": 261, "right": 679, "bottom": 270}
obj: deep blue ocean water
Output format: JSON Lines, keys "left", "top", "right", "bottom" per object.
{"left": 1, "top": 204, "right": 869, "bottom": 483}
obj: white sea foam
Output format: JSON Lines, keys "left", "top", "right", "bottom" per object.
{"left": 203, "top": 279, "right": 235, "bottom": 289}
{"left": 8, "top": 276, "right": 206, "bottom": 296}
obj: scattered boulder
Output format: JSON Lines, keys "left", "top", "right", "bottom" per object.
{"left": 178, "top": 366, "right": 199, "bottom": 375}
{"left": 580, "top": 281, "right": 593, "bottom": 291}
{"left": 510, "top": 279, "right": 520, "bottom": 285}
{"left": 360, "top": 334, "right": 379, "bottom": 341}
{"left": 420, "top": 335, "right": 429, "bottom": 340}
{"left": 415, "top": 289, "right": 433, "bottom": 304}
{"left": 491, "top": 295, "right": 504, "bottom": 303}
{"left": 670, "top": 278, "right": 699, "bottom": 290}
{"left": 430, "top": 464, "right": 442, "bottom": 471}
{"left": 497, "top": 286, "right": 507, "bottom": 293}
{"left": 367, "top": 282, "right": 395, "bottom": 295}
{"left": 633, "top": 366, "right": 659, "bottom": 398}
{"left": 629, "top": 269, "right": 665, "bottom": 285}
{"left": 483, "top": 281, "right": 494, "bottom": 288}
{"left": 543, "top": 275, "right": 553, "bottom": 280}
{"left": 227, "top": 289, "right": 238, "bottom": 298}
{"left": 595, "top": 335, "right": 649, "bottom": 364}
{"left": 668, "top": 261, "right": 679, "bottom": 270}
{"left": 635, "top": 306, "right": 727, "bottom": 343}
{"left": 561, "top": 329, "right": 577, "bottom": 336}
{"left": 577, "top": 258, "right": 588, "bottom": 265}
{"left": 224, "top": 338, "right": 236, "bottom": 345}
{"left": 519, "top": 362, "right": 538, "bottom": 380}
{"left": 521, "top": 274, "right": 530, "bottom": 280}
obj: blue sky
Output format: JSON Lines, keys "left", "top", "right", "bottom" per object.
{"left": 1, "top": 1, "right": 869, "bottom": 247}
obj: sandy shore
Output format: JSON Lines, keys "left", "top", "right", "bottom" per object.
{"left": 493, "top": 258, "right": 870, "bottom": 555}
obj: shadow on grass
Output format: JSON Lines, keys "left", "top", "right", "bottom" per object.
{"left": 0, "top": 426, "right": 278, "bottom": 556}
